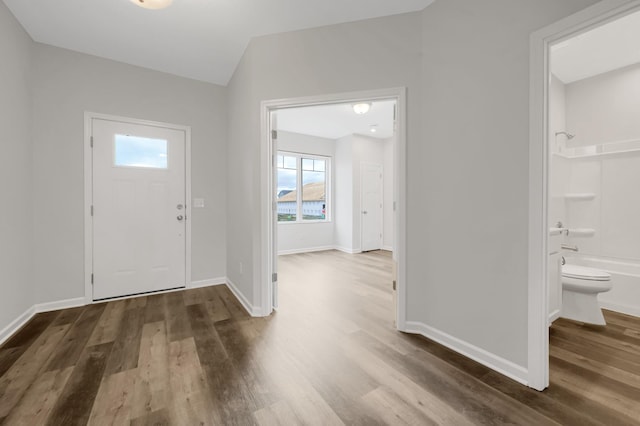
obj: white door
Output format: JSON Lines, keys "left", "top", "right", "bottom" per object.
{"left": 361, "top": 163, "right": 383, "bottom": 252}
{"left": 92, "top": 118, "right": 187, "bottom": 300}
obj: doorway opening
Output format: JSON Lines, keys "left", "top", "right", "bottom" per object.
{"left": 529, "top": 0, "right": 640, "bottom": 391}
{"left": 260, "top": 88, "right": 407, "bottom": 327}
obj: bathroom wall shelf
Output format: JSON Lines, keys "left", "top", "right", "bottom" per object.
{"left": 566, "top": 228, "right": 595, "bottom": 237}
{"left": 564, "top": 193, "right": 596, "bottom": 201}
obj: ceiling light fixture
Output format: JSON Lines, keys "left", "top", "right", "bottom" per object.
{"left": 352, "top": 102, "right": 372, "bottom": 115}
{"left": 130, "top": 0, "right": 173, "bottom": 10}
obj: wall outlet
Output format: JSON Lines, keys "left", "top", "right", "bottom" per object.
{"left": 193, "top": 198, "right": 205, "bottom": 208}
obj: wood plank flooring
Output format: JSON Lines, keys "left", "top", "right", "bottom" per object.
{"left": 1, "top": 249, "right": 639, "bottom": 425}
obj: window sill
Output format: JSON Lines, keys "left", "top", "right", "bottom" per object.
{"left": 278, "top": 220, "right": 332, "bottom": 225}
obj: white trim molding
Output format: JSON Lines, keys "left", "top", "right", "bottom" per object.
{"left": 278, "top": 246, "right": 336, "bottom": 256}
{"left": 190, "top": 277, "right": 226, "bottom": 289}
{"left": 405, "top": 321, "right": 529, "bottom": 386}
{"left": 601, "top": 302, "right": 640, "bottom": 319}
{"left": 225, "top": 278, "right": 264, "bottom": 317}
{"left": 0, "top": 306, "right": 36, "bottom": 346}
{"left": 528, "top": 0, "right": 640, "bottom": 391}
{"left": 0, "top": 297, "right": 85, "bottom": 346}
{"left": 35, "top": 297, "right": 86, "bottom": 313}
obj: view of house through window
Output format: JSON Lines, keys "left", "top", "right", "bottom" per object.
{"left": 277, "top": 151, "right": 328, "bottom": 222}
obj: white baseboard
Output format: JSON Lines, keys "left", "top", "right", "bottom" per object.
{"left": 278, "top": 246, "right": 335, "bottom": 256}
{"left": 333, "top": 246, "right": 361, "bottom": 254}
{"left": 382, "top": 246, "right": 393, "bottom": 252}
{"left": 0, "top": 305, "right": 36, "bottom": 346}
{"left": 190, "top": 277, "right": 226, "bottom": 289}
{"left": 404, "top": 321, "right": 528, "bottom": 386}
{"left": 601, "top": 301, "right": 640, "bottom": 318}
{"left": 35, "top": 297, "right": 86, "bottom": 313}
{"left": 225, "top": 278, "right": 262, "bottom": 317}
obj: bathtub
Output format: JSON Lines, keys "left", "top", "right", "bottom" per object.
{"left": 564, "top": 255, "right": 640, "bottom": 318}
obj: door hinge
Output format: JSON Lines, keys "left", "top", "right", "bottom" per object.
{"left": 90, "top": 136, "right": 94, "bottom": 148}
{"left": 392, "top": 280, "right": 396, "bottom": 291}
{"left": 91, "top": 273, "right": 94, "bottom": 284}
{"left": 90, "top": 205, "right": 94, "bottom": 216}
{"left": 271, "top": 130, "right": 278, "bottom": 139}
{"left": 272, "top": 272, "right": 278, "bottom": 282}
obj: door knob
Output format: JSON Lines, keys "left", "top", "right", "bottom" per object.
{"left": 362, "top": 211, "right": 368, "bottom": 214}
{"left": 177, "top": 204, "right": 184, "bottom": 210}
{"left": 177, "top": 215, "right": 184, "bottom": 221}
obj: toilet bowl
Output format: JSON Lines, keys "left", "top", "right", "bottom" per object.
{"left": 561, "top": 264, "right": 612, "bottom": 325}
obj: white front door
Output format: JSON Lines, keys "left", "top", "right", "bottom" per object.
{"left": 361, "top": 163, "right": 383, "bottom": 252}
{"left": 92, "top": 118, "right": 187, "bottom": 300}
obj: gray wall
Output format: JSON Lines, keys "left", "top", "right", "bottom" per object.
{"left": 226, "top": 11, "right": 423, "bottom": 311}
{"left": 0, "top": 2, "right": 34, "bottom": 334}
{"left": 226, "top": 0, "right": 597, "bottom": 369}
{"left": 418, "top": 0, "right": 597, "bottom": 367}
{"left": 31, "top": 44, "right": 228, "bottom": 304}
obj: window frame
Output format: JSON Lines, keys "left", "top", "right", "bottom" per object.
{"left": 277, "top": 150, "right": 331, "bottom": 224}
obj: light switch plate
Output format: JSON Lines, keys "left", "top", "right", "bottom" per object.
{"left": 193, "top": 198, "right": 205, "bottom": 208}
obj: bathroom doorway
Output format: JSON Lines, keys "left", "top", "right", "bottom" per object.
{"left": 530, "top": 0, "right": 640, "bottom": 394}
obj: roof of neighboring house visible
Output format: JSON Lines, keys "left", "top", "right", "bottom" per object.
{"left": 278, "top": 182, "right": 325, "bottom": 202}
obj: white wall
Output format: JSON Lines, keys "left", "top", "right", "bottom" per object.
{"left": 566, "top": 62, "right": 640, "bottom": 147}
{"left": 0, "top": 2, "right": 34, "bottom": 335}
{"left": 334, "top": 135, "right": 354, "bottom": 252}
{"left": 383, "top": 137, "right": 394, "bottom": 250}
{"left": 548, "top": 74, "right": 569, "bottom": 230}
{"left": 277, "top": 131, "right": 335, "bottom": 254}
{"left": 226, "top": 0, "right": 597, "bottom": 373}
{"left": 563, "top": 65, "right": 640, "bottom": 261}
{"left": 31, "top": 43, "right": 228, "bottom": 304}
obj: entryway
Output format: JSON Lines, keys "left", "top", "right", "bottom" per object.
{"left": 86, "top": 114, "right": 191, "bottom": 300}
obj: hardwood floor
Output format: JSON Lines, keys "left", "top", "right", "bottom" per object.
{"left": 1, "top": 249, "right": 639, "bottom": 425}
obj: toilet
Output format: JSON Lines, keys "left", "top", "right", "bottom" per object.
{"left": 561, "top": 264, "right": 612, "bottom": 325}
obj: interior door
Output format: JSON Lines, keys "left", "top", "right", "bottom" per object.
{"left": 92, "top": 118, "right": 186, "bottom": 300}
{"left": 361, "top": 163, "right": 383, "bottom": 252}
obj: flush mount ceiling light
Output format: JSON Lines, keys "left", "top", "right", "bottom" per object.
{"left": 130, "top": 0, "right": 173, "bottom": 10}
{"left": 352, "top": 102, "right": 372, "bottom": 115}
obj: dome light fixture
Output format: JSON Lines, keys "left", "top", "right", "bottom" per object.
{"left": 352, "top": 102, "right": 372, "bottom": 115}
{"left": 130, "top": 0, "right": 173, "bottom": 10}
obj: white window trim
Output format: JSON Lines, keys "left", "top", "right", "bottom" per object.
{"left": 277, "top": 150, "right": 331, "bottom": 224}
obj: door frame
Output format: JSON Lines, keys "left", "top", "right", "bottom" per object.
{"left": 84, "top": 112, "right": 192, "bottom": 304}
{"left": 360, "top": 162, "right": 384, "bottom": 252}
{"left": 528, "top": 0, "right": 640, "bottom": 390}
{"left": 259, "top": 87, "right": 407, "bottom": 329}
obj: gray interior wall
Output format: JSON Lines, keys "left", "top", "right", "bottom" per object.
{"left": 226, "top": 0, "right": 598, "bottom": 370}
{"left": 418, "top": 0, "right": 598, "bottom": 366}
{"left": 0, "top": 2, "right": 34, "bottom": 333}
{"left": 225, "top": 12, "right": 423, "bottom": 310}
{"left": 31, "top": 43, "right": 228, "bottom": 304}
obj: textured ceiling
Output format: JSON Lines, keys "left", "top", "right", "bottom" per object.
{"left": 4, "top": 0, "right": 434, "bottom": 85}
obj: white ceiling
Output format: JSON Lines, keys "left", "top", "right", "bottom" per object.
{"left": 551, "top": 9, "right": 640, "bottom": 84}
{"left": 3, "top": 0, "right": 434, "bottom": 86}
{"left": 277, "top": 100, "right": 396, "bottom": 141}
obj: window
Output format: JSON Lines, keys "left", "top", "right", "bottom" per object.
{"left": 114, "top": 134, "right": 168, "bottom": 169}
{"left": 277, "top": 151, "right": 329, "bottom": 222}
